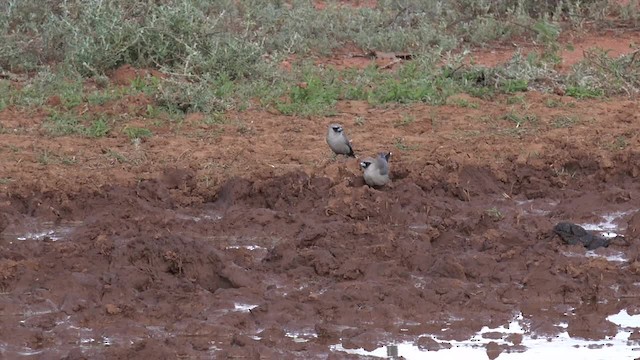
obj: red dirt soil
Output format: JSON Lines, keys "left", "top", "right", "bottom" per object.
{"left": 311, "top": 30, "right": 640, "bottom": 74}
{"left": 2, "top": 37, "right": 640, "bottom": 360}
{"left": 465, "top": 29, "right": 640, "bottom": 70}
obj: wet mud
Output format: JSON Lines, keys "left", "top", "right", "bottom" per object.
{"left": 1, "top": 149, "right": 640, "bottom": 358}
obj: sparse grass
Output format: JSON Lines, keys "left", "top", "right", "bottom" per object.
{"left": 203, "top": 112, "right": 227, "bottom": 126}
{"left": 394, "top": 114, "right": 415, "bottom": 127}
{"left": 506, "top": 95, "right": 526, "bottom": 105}
{"left": 43, "top": 112, "right": 86, "bottom": 136}
{"left": 447, "top": 97, "right": 479, "bottom": 109}
{"left": 564, "top": 85, "right": 604, "bottom": 99}
{"left": 485, "top": 207, "right": 504, "bottom": 221}
{"left": 545, "top": 98, "right": 563, "bottom": 108}
{"left": 37, "top": 150, "right": 52, "bottom": 165}
{"left": 612, "top": 135, "right": 629, "bottom": 150}
{"left": 0, "top": 0, "right": 630, "bottom": 124}
{"left": 275, "top": 73, "right": 340, "bottom": 116}
{"left": 552, "top": 115, "right": 580, "bottom": 128}
{"left": 105, "top": 149, "right": 128, "bottom": 163}
{"left": 503, "top": 111, "right": 538, "bottom": 128}
{"left": 88, "top": 117, "right": 111, "bottom": 138}
{"left": 393, "top": 137, "right": 418, "bottom": 151}
{"left": 123, "top": 126, "right": 153, "bottom": 140}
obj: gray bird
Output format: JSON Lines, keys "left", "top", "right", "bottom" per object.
{"left": 360, "top": 152, "right": 391, "bottom": 187}
{"left": 326, "top": 124, "right": 355, "bottom": 157}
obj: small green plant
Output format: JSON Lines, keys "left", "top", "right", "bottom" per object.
{"left": 545, "top": 98, "right": 562, "bottom": 108}
{"left": 88, "top": 117, "right": 110, "bottom": 137}
{"left": 44, "top": 112, "right": 85, "bottom": 136}
{"left": 533, "top": 20, "right": 561, "bottom": 66}
{"left": 60, "top": 156, "right": 77, "bottom": 165}
{"left": 394, "top": 114, "right": 415, "bottom": 127}
{"left": 204, "top": 112, "right": 226, "bottom": 126}
{"left": 448, "top": 97, "right": 479, "bottom": 108}
{"left": 551, "top": 115, "right": 579, "bottom": 128}
{"left": 485, "top": 207, "right": 504, "bottom": 221}
{"left": 87, "top": 89, "right": 122, "bottom": 105}
{"left": 506, "top": 95, "right": 526, "bottom": 105}
{"left": 503, "top": 111, "right": 538, "bottom": 128}
{"left": 565, "top": 86, "right": 603, "bottom": 99}
{"left": 106, "top": 149, "right": 128, "bottom": 163}
{"left": 130, "top": 76, "right": 159, "bottom": 95}
{"left": 37, "top": 150, "right": 52, "bottom": 165}
{"left": 123, "top": 126, "right": 152, "bottom": 139}
{"left": 501, "top": 79, "right": 529, "bottom": 93}
{"left": 393, "top": 137, "right": 417, "bottom": 151}
{"left": 276, "top": 75, "right": 340, "bottom": 116}
{"left": 145, "top": 104, "right": 161, "bottom": 118}
{"left": 612, "top": 136, "right": 629, "bottom": 150}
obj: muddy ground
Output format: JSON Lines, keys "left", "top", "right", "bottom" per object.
{"left": 2, "top": 31, "right": 640, "bottom": 359}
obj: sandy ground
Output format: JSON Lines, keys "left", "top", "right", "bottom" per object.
{"left": 1, "top": 23, "right": 640, "bottom": 359}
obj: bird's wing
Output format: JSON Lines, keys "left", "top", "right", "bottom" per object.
{"left": 376, "top": 156, "right": 389, "bottom": 175}
{"left": 347, "top": 143, "right": 355, "bottom": 157}
{"left": 343, "top": 134, "right": 355, "bottom": 157}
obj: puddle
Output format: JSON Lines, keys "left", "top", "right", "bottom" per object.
{"left": 286, "top": 330, "right": 318, "bottom": 343}
{"left": 1, "top": 220, "right": 82, "bottom": 243}
{"left": 330, "top": 311, "right": 640, "bottom": 359}
{"left": 173, "top": 211, "right": 223, "bottom": 222}
{"left": 580, "top": 210, "right": 633, "bottom": 239}
{"left": 608, "top": 309, "right": 640, "bottom": 328}
{"left": 225, "top": 245, "right": 266, "bottom": 251}
{"left": 584, "top": 250, "right": 628, "bottom": 262}
{"left": 562, "top": 249, "right": 629, "bottom": 262}
{"left": 233, "top": 303, "right": 258, "bottom": 312}
{"left": 515, "top": 199, "right": 558, "bottom": 216}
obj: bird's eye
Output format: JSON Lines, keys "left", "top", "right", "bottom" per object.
{"left": 360, "top": 162, "right": 370, "bottom": 168}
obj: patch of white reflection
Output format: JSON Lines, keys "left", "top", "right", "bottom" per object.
{"left": 1, "top": 220, "right": 82, "bottom": 243}
{"left": 102, "top": 337, "right": 113, "bottom": 346}
{"left": 18, "top": 299, "right": 60, "bottom": 322}
{"left": 16, "top": 349, "right": 44, "bottom": 356}
{"left": 608, "top": 309, "right": 640, "bottom": 328}
{"left": 286, "top": 330, "right": 318, "bottom": 343}
{"left": 174, "top": 212, "right": 223, "bottom": 222}
{"left": 15, "top": 227, "right": 75, "bottom": 241}
{"left": 584, "top": 250, "right": 628, "bottom": 262}
{"left": 515, "top": 199, "right": 558, "bottom": 216}
{"left": 581, "top": 210, "right": 633, "bottom": 238}
{"left": 330, "top": 311, "right": 640, "bottom": 359}
{"left": 408, "top": 224, "right": 430, "bottom": 233}
{"left": 233, "top": 303, "right": 258, "bottom": 312}
{"left": 225, "top": 245, "right": 266, "bottom": 251}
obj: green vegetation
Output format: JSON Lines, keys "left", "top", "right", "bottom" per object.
{"left": 485, "top": 207, "right": 504, "bottom": 221}
{"left": 393, "top": 137, "right": 418, "bottom": 151}
{"left": 123, "top": 126, "right": 153, "bottom": 140}
{"left": 0, "top": 0, "right": 637, "bottom": 128}
{"left": 551, "top": 115, "right": 580, "bottom": 128}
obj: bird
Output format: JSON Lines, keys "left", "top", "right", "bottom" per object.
{"left": 360, "top": 152, "right": 391, "bottom": 187}
{"left": 326, "top": 124, "right": 355, "bottom": 157}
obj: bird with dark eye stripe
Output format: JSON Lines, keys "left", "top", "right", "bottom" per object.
{"left": 326, "top": 123, "right": 355, "bottom": 157}
{"left": 360, "top": 152, "right": 391, "bottom": 187}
